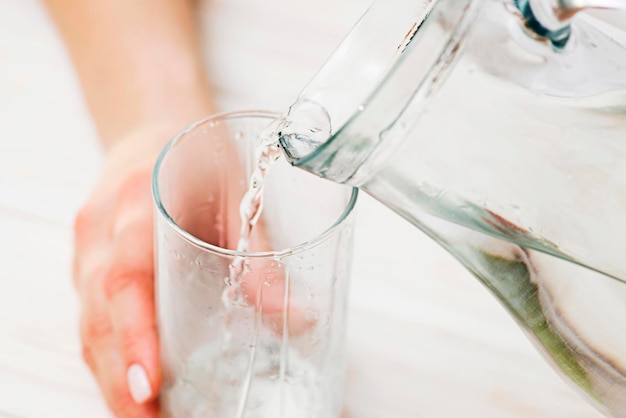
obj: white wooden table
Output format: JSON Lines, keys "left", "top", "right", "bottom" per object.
{"left": 0, "top": 1, "right": 604, "bottom": 417}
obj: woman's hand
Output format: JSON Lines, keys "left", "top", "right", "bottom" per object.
{"left": 73, "top": 117, "right": 320, "bottom": 417}
{"left": 42, "top": 0, "right": 220, "bottom": 415}
{"left": 73, "top": 125, "right": 183, "bottom": 417}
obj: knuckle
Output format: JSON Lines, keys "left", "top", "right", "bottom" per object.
{"left": 103, "top": 268, "right": 151, "bottom": 301}
{"left": 73, "top": 254, "right": 98, "bottom": 291}
{"left": 117, "top": 170, "right": 152, "bottom": 204}
{"left": 118, "top": 322, "right": 157, "bottom": 356}
{"left": 81, "top": 312, "right": 113, "bottom": 345}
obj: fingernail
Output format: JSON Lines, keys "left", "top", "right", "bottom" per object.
{"left": 127, "top": 363, "right": 152, "bottom": 404}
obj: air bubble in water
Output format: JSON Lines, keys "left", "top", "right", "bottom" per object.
{"left": 278, "top": 99, "right": 332, "bottom": 162}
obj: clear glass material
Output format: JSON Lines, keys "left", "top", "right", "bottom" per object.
{"left": 278, "top": 0, "right": 626, "bottom": 416}
{"left": 152, "top": 111, "right": 357, "bottom": 418}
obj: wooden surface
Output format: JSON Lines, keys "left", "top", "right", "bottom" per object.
{"left": 0, "top": 1, "right": 605, "bottom": 417}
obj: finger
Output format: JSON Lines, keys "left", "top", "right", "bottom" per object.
{"left": 73, "top": 199, "right": 114, "bottom": 290}
{"left": 94, "top": 337, "right": 160, "bottom": 418}
{"left": 104, "top": 173, "right": 160, "bottom": 405}
{"left": 80, "top": 280, "right": 159, "bottom": 418}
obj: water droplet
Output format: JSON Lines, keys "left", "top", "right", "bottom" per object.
{"left": 305, "top": 308, "right": 319, "bottom": 320}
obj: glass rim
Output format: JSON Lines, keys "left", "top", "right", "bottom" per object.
{"left": 152, "top": 109, "right": 358, "bottom": 259}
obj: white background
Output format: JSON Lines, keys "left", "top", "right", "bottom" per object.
{"left": 0, "top": 0, "right": 605, "bottom": 416}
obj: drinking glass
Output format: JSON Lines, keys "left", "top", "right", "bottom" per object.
{"left": 152, "top": 111, "right": 357, "bottom": 418}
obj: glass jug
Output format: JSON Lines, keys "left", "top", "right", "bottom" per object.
{"left": 276, "top": 0, "right": 626, "bottom": 415}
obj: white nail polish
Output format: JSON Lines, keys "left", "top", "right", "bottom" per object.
{"left": 127, "top": 363, "right": 152, "bottom": 404}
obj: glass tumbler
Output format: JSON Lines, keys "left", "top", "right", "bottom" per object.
{"left": 152, "top": 111, "right": 357, "bottom": 418}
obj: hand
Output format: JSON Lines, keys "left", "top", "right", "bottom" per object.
{"left": 73, "top": 124, "right": 185, "bottom": 417}
{"left": 74, "top": 118, "right": 315, "bottom": 417}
